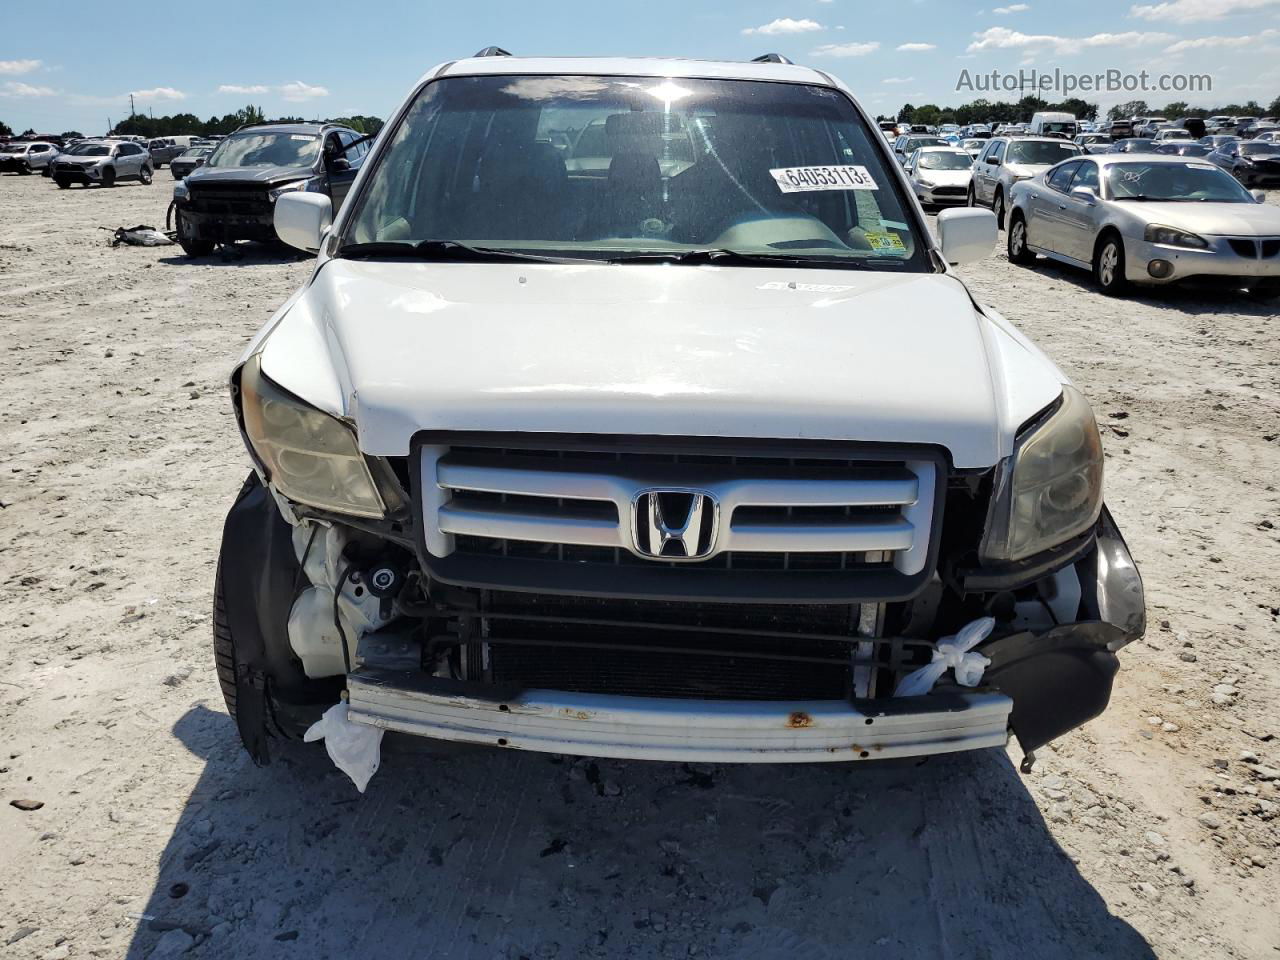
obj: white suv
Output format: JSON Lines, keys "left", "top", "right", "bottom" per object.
{"left": 214, "top": 52, "right": 1144, "bottom": 785}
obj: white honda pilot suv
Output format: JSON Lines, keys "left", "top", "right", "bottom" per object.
{"left": 215, "top": 52, "right": 1144, "bottom": 783}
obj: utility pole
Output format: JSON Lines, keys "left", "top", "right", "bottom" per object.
{"left": 129, "top": 93, "right": 135, "bottom": 117}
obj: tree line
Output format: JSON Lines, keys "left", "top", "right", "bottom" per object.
{"left": 884, "top": 92, "right": 1280, "bottom": 126}
{"left": 0, "top": 105, "right": 384, "bottom": 141}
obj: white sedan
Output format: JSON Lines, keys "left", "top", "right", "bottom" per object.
{"left": 1006, "top": 154, "right": 1278, "bottom": 299}
{"left": 903, "top": 146, "right": 974, "bottom": 208}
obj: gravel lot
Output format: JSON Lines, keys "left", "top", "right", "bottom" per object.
{"left": 0, "top": 170, "right": 1277, "bottom": 960}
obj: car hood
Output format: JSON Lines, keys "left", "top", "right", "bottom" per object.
{"left": 1112, "top": 200, "right": 1280, "bottom": 235}
{"left": 187, "top": 164, "right": 314, "bottom": 185}
{"left": 916, "top": 169, "right": 973, "bottom": 187}
{"left": 251, "top": 261, "right": 1067, "bottom": 469}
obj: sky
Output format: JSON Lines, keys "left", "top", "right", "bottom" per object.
{"left": 3, "top": 0, "right": 1279, "bottom": 134}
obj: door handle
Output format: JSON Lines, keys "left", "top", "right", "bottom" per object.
{"left": 1031, "top": 193, "right": 1039, "bottom": 199}
{"left": 1058, "top": 204, "right": 1067, "bottom": 210}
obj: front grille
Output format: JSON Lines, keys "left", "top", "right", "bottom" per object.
{"left": 931, "top": 186, "right": 967, "bottom": 196}
{"left": 1262, "top": 238, "right": 1280, "bottom": 258}
{"left": 187, "top": 184, "right": 270, "bottom": 217}
{"left": 414, "top": 434, "right": 944, "bottom": 603}
{"left": 1228, "top": 238, "right": 1258, "bottom": 258}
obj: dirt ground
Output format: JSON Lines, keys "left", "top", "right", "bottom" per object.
{"left": 0, "top": 168, "right": 1277, "bottom": 960}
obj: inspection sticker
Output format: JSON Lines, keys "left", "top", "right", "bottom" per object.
{"left": 865, "top": 232, "right": 907, "bottom": 255}
{"left": 770, "top": 165, "right": 879, "bottom": 193}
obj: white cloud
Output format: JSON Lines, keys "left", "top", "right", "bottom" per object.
{"left": 810, "top": 41, "right": 881, "bottom": 56}
{"left": 1130, "top": 0, "right": 1280, "bottom": 22}
{"left": 897, "top": 42, "right": 937, "bottom": 51}
{"left": 0, "top": 59, "right": 42, "bottom": 75}
{"left": 993, "top": 2, "right": 1031, "bottom": 11}
{"left": 1165, "top": 27, "right": 1278, "bottom": 50}
{"left": 131, "top": 86, "right": 186, "bottom": 102}
{"left": 742, "top": 17, "right": 824, "bottom": 35}
{"left": 0, "top": 81, "right": 55, "bottom": 97}
{"left": 279, "top": 80, "right": 329, "bottom": 102}
{"left": 218, "top": 83, "right": 270, "bottom": 95}
{"left": 967, "top": 26, "right": 1172, "bottom": 53}
{"left": 882, "top": 76, "right": 915, "bottom": 84}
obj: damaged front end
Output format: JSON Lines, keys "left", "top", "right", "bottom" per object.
{"left": 216, "top": 358, "right": 1144, "bottom": 771}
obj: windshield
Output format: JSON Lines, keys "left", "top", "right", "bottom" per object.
{"left": 1106, "top": 161, "right": 1254, "bottom": 202}
{"left": 918, "top": 151, "right": 972, "bottom": 170}
{"left": 904, "top": 137, "right": 947, "bottom": 152}
{"left": 1007, "top": 141, "right": 1084, "bottom": 164}
{"left": 343, "top": 75, "right": 929, "bottom": 270}
{"left": 1241, "top": 143, "right": 1280, "bottom": 157}
{"left": 1042, "top": 122, "right": 1076, "bottom": 134}
{"left": 205, "top": 131, "right": 319, "bottom": 169}
{"left": 67, "top": 143, "right": 110, "bottom": 157}
{"left": 180, "top": 147, "right": 211, "bottom": 159}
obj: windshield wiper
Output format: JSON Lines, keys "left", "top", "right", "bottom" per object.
{"left": 606, "top": 248, "right": 876, "bottom": 269}
{"left": 1112, "top": 195, "right": 1161, "bottom": 201}
{"left": 334, "top": 240, "right": 582, "bottom": 264}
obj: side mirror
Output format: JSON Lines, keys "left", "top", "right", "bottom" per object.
{"left": 274, "top": 192, "right": 332, "bottom": 254}
{"left": 937, "top": 208, "right": 997, "bottom": 266}
{"left": 1070, "top": 186, "right": 1098, "bottom": 205}
{"left": 989, "top": 156, "right": 1002, "bottom": 167}
{"left": 328, "top": 155, "right": 351, "bottom": 172}
{"left": 1252, "top": 189, "right": 1268, "bottom": 203}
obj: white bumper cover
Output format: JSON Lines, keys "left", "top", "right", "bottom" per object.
{"left": 346, "top": 673, "right": 1012, "bottom": 763}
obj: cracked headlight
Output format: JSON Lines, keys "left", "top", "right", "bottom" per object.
{"left": 239, "top": 356, "right": 386, "bottom": 518}
{"left": 981, "top": 386, "right": 1104, "bottom": 563}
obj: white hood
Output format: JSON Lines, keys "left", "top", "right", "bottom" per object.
{"left": 253, "top": 260, "right": 1065, "bottom": 468}
{"left": 917, "top": 170, "right": 973, "bottom": 188}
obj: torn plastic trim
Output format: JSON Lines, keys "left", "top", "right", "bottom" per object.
{"left": 979, "top": 621, "right": 1123, "bottom": 755}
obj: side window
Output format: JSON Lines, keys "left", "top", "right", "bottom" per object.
{"left": 1071, "top": 161, "right": 1099, "bottom": 193}
{"left": 1047, "top": 161, "right": 1079, "bottom": 191}
{"left": 989, "top": 141, "right": 1006, "bottom": 163}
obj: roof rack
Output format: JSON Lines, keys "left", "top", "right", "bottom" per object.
{"left": 751, "top": 53, "right": 793, "bottom": 64}
{"left": 474, "top": 46, "right": 512, "bottom": 58}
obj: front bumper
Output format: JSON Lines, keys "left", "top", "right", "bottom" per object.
{"left": 915, "top": 185, "right": 970, "bottom": 206}
{"left": 347, "top": 676, "right": 1013, "bottom": 763}
{"left": 177, "top": 201, "right": 277, "bottom": 243}
{"left": 51, "top": 162, "right": 101, "bottom": 183}
{"left": 1127, "top": 234, "right": 1280, "bottom": 286}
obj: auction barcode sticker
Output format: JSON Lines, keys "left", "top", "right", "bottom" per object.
{"left": 770, "top": 165, "right": 879, "bottom": 193}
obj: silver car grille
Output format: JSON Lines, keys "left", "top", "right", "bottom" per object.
{"left": 419, "top": 443, "right": 937, "bottom": 577}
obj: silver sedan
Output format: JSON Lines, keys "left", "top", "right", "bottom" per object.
{"left": 1006, "top": 154, "right": 1279, "bottom": 299}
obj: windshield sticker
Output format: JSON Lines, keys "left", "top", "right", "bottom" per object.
{"left": 759, "top": 281, "right": 857, "bottom": 293}
{"left": 865, "top": 232, "right": 907, "bottom": 255}
{"left": 290, "top": 135, "right": 315, "bottom": 141}
{"left": 1187, "top": 162, "right": 1215, "bottom": 170}
{"left": 770, "top": 165, "right": 878, "bottom": 193}
{"left": 879, "top": 220, "right": 909, "bottom": 230}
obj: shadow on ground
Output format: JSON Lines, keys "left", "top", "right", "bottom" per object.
{"left": 123, "top": 705, "right": 1155, "bottom": 959}
{"left": 157, "top": 242, "right": 308, "bottom": 268}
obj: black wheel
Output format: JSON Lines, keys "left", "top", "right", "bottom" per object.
{"left": 139, "top": 164, "right": 153, "bottom": 185}
{"left": 1007, "top": 212, "right": 1036, "bottom": 265}
{"left": 17, "top": 161, "right": 32, "bottom": 175}
{"left": 175, "top": 208, "right": 214, "bottom": 257}
{"left": 55, "top": 176, "right": 70, "bottom": 189}
{"left": 212, "top": 561, "right": 239, "bottom": 719}
{"left": 1093, "top": 234, "right": 1129, "bottom": 296}
{"left": 1248, "top": 283, "right": 1280, "bottom": 302}
{"left": 966, "top": 183, "right": 977, "bottom": 207}
{"left": 992, "top": 189, "right": 1006, "bottom": 231}
{"left": 101, "top": 166, "right": 116, "bottom": 188}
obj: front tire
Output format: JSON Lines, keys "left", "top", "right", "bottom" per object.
{"left": 966, "top": 183, "right": 977, "bottom": 207}
{"left": 992, "top": 189, "right": 1006, "bottom": 231}
{"left": 139, "top": 164, "right": 153, "bottom": 185}
{"left": 17, "top": 161, "right": 32, "bottom": 175}
{"left": 1007, "top": 212, "right": 1036, "bottom": 265}
{"left": 101, "top": 166, "right": 116, "bottom": 188}
{"left": 1094, "top": 234, "right": 1129, "bottom": 296}
{"left": 175, "top": 207, "right": 214, "bottom": 257}
{"left": 55, "top": 176, "right": 70, "bottom": 189}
